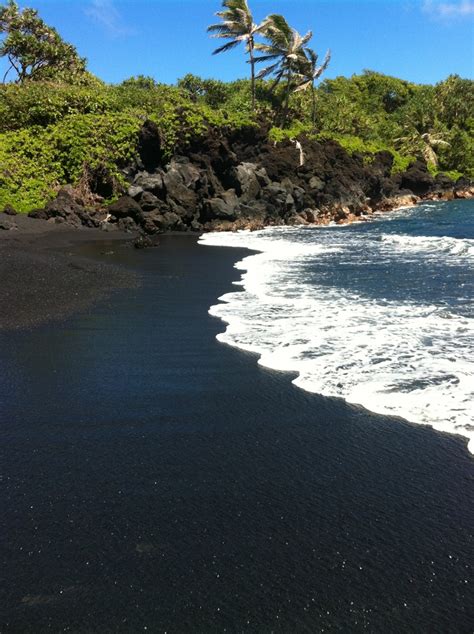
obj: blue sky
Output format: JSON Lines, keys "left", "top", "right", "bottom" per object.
{"left": 1, "top": 1, "right": 473, "bottom": 85}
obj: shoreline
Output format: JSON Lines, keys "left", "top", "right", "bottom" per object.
{"left": 1, "top": 192, "right": 471, "bottom": 331}
{"left": 209, "top": 187, "right": 474, "bottom": 231}
{"left": 199, "top": 197, "right": 474, "bottom": 457}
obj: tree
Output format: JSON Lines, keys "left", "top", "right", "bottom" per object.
{"left": 207, "top": 0, "right": 266, "bottom": 110}
{"left": 0, "top": 0, "right": 86, "bottom": 83}
{"left": 254, "top": 14, "right": 312, "bottom": 120}
{"left": 395, "top": 130, "right": 450, "bottom": 169}
{"left": 293, "top": 47, "right": 330, "bottom": 126}
{"left": 120, "top": 75, "right": 157, "bottom": 90}
{"left": 434, "top": 74, "right": 474, "bottom": 129}
{"left": 177, "top": 73, "right": 230, "bottom": 107}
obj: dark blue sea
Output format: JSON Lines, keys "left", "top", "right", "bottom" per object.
{"left": 201, "top": 199, "right": 474, "bottom": 453}
{"left": 1, "top": 201, "right": 473, "bottom": 632}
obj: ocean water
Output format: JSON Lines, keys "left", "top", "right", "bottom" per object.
{"left": 200, "top": 199, "right": 474, "bottom": 454}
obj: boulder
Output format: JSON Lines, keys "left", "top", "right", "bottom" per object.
{"left": 29, "top": 188, "right": 86, "bottom": 227}
{"left": 127, "top": 185, "right": 144, "bottom": 199}
{"left": 433, "top": 173, "right": 455, "bottom": 192}
{"left": 400, "top": 160, "right": 434, "bottom": 195}
{"left": 221, "top": 189, "right": 239, "bottom": 212}
{"left": 261, "top": 183, "right": 294, "bottom": 216}
{"left": 140, "top": 209, "right": 181, "bottom": 233}
{"left": 117, "top": 217, "right": 140, "bottom": 233}
{"left": 167, "top": 157, "right": 201, "bottom": 189}
{"left": 167, "top": 199, "right": 193, "bottom": 220}
{"left": 76, "top": 208, "right": 101, "bottom": 228}
{"left": 133, "top": 172, "right": 165, "bottom": 196}
{"left": 107, "top": 196, "right": 143, "bottom": 221}
{"left": 371, "top": 151, "right": 394, "bottom": 178}
{"left": 28, "top": 208, "right": 49, "bottom": 220}
{"left": 138, "top": 120, "right": 162, "bottom": 171}
{"left": 3, "top": 204, "right": 17, "bottom": 216}
{"left": 292, "top": 186, "right": 305, "bottom": 210}
{"left": 163, "top": 168, "right": 198, "bottom": 211}
{"left": 455, "top": 176, "right": 471, "bottom": 191}
{"left": 138, "top": 191, "right": 160, "bottom": 211}
{"left": 134, "top": 234, "right": 155, "bottom": 249}
{"left": 288, "top": 213, "right": 309, "bottom": 226}
{"left": 204, "top": 197, "right": 237, "bottom": 220}
{"left": 308, "top": 175, "right": 325, "bottom": 191}
{"left": 454, "top": 176, "right": 474, "bottom": 198}
{"left": 234, "top": 163, "right": 262, "bottom": 202}
{"left": 159, "top": 211, "right": 181, "bottom": 231}
{"left": 303, "top": 208, "right": 320, "bottom": 223}
{"left": 190, "top": 219, "right": 203, "bottom": 232}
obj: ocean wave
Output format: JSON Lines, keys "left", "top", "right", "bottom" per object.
{"left": 199, "top": 223, "right": 474, "bottom": 454}
{"left": 380, "top": 233, "right": 474, "bottom": 259}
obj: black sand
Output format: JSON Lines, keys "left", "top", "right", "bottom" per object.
{"left": 0, "top": 234, "right": 472, "bottom": 632}
{"left": 0, "top": 213, "right": 137, "bottom": 331}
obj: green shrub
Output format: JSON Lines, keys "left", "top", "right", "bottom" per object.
{"left": 0, "top": 112, "right": 142, "bottom": 211}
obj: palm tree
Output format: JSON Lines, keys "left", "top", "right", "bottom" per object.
{"left": 395, "top": 130, "right": 450, "bottom": 169}
{"left": 207, "top": 0, "right": 265, "bottom": 109}
{"left": 254, "top": 14, "right": 312, "bottom": 119}
{"left": 294, "top": 47, "right": 331, "bottom": 127}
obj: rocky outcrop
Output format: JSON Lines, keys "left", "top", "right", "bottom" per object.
{"left": 3, "top": 204, "right": 17, "bottom": 216}
{"left": 29, "top": 122, "right": 473, "bottom": 236}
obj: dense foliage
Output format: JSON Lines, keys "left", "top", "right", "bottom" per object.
{"left": 0, "top": 71, "right": 472, "bottom": 211}
{"left": 0, "top": 0, "right": 472, "bottom": 212}
{"left": 0, "top": 0, "right": 86, "bottom": 83}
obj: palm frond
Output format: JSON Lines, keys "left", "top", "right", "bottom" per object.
{"left": 207, "top": 24, "right": 231, "bottom": 34}
{"left": 293, "top": 79, "right": 313, "bottom": 93}
{"left": 300, "top": 31, "right": 313, "bottom": 47}
{"left": 256, "top": 62, "right": 280, "bottom": 79}
{"left": 253, "top": 53, "right": 280, "bottom": 64}
{"left": 212, "top": 39, "right": 241, "bottom": 55}
{"left": 265, "top": 13, "right": 292, "bottom": 40}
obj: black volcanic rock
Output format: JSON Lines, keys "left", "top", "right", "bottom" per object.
{"left": 25, "top": 126, "right": 469, "bottom": 237}
{"left": 434, "top": 173, "right": 455, "bottom": 191}
{"left": 138, "top": 120, "right": 163, "bottom": 172}
{"left": 371, "top": 151, "right": 394, "bottom": 178}
{"left": 28, "top": 188, "right": 86, "bottom": 227}
{"left": 3, "top": 204, "right": 17, "bottom": 216}
{"left": 107, "top": 196, "right": 143, "bottom": 221}
{"left": 400, "top": 160, "right": 434, "bottom": 195}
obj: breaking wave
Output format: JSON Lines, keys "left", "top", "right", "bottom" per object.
{"left": 199, "top": 202, "right": 474, "bottom": 454}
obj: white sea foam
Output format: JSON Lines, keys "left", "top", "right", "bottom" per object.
{"left": 380, "top": 234, "right": 474, "bottom": 259}
{"left": 200, "top": 224, "right": 474, "bottom": 454}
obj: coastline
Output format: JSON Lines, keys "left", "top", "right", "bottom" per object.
{"left": 1, "top": 234, "right": 473, "bottom": 632}
{"left": 1, "top": 190, "right": 472, "bottom": 332}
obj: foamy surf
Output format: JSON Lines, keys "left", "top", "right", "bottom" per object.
{"left": 199, "top": 203, "right": 474, "bottom": 454}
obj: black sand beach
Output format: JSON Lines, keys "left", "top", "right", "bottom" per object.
{"left": 0, "top": 234, "right": 473, "bottom": 632}
{"left": 0, "top": 213, "right": 137, "bottom": 331}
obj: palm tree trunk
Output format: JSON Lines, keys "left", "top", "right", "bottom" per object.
{"left": 249, "top": 39, "right": 255, "bottom": 111}
{"left": 283, "top": 71, "right": 292, "bottom": 124}
{"left": 311, "top": 83, "right": 316, "bottom": 127}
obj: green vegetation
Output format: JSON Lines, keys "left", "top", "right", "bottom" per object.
{"left": 207, "top": 0, "right": 267, "bottom": 110}
{"left": 0, "top": 0, "right": 86, "bottom": 83}
{"left": 0, "top": 0, "right": 472, "bottom": 212}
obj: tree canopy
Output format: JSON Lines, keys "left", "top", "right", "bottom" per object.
{"left": 0, "top": 0, "right": 86, "bottom": 83}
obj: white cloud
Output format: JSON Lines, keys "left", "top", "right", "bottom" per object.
{"left": 85, "top": 0, "right": 136, "bottom": 37}
{"left": 423, "top": 0, "right": 474, "bottom": 18}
